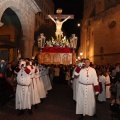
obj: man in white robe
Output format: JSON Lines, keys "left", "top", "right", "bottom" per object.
{"left": 72, "top": 62, "right": 84, "bottom": 101}
{"left": 105, "top": 71, "right": 111, "bottom": 99}
{"left": 35, "top": 64, "right": 46, "bottom": 99}
{"left": 39, "top": 65, "right": 46, "bottom": 93}
{"left": 45, "top": 66, "right": 52, "bottom": 91}
{"left": 29, "top": 61, "right": 40, "bottom": 107}
{"left": 98, "top": 72, "right": 106, "bottom": 102}
{"left": 76, "top": 58, "right": 99, "bottom": 119}
{"left": 15, "top": 60, "right": 32, "bottom": 115}
{"left": 39, "top": 65, "right": 48, "bottom": 94}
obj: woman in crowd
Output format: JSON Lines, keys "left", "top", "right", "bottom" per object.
{"left": 65, "top": 67, "right": 71, "bottom": 85}
{"left": 6, "top": 63, "right": 16, "bottom": 96}
{"left": 111, "top": 63, "right": 120, "bottom": 103}
{"left": 98, "top": 70, "right": 106, "bottom": 102}
{"left": 105, "top": 71, "right": 111, "bottom": 99}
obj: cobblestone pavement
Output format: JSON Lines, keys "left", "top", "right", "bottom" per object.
{"left": 0, "top": 84, "right": 112, "bottom": 120}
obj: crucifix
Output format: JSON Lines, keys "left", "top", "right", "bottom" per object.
{"left": 46, "top": 8, "right": 74, "bottom": 43}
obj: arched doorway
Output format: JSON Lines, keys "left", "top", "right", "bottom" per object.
{"left": 0, "top": 0, "right": 40, "bottom": 59}
{"left": 0, "top": 8, "right": 22, "bottom": 62}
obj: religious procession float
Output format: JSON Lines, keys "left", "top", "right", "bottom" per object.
{"left": 37, "top": 9, "right": 77, "bottom": 65}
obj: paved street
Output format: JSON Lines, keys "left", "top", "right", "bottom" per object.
{"left": 0, "top": 84, "right": 112, "bottom": 120}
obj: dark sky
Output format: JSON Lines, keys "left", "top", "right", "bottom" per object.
{"left": 52, "top": 0, "right": 84, "bottom": 50}
{"left": 52, "top": 0, "right": 84, "bottom": 36}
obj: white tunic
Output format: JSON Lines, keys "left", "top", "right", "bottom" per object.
{"left": 16, "top": 67, "right": 31, "bottom": 110}
{"left": 28, "top": 65, "right": 35, "bottom": 105}
{"left": 76, "top": 67, "right": 98, "bottom": 116}
{"left": 30, "top": 65, "right": 40, "bottom": 105}
{"left": 45, "top": 67, "right": 52, "bottom": 90}
{"left": 42, "top": 66, "right": 52, "bottom": 91}
{"left": 40, "top": 66, "right": 48, "bottom": 94}
{"left": 72, "top": 67, "right": 79, "bottom": 101}
{"left": 105, "top": 75, "right": 111, "bottom": 99}
{"left": 98, "top": 75, "right": 106, "bottom": 102}
{"left": 35, "top": 66, "right": 46, "bottom": 99}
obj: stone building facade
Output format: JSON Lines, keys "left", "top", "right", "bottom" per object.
{"left": 0, "top": 0, "right": 40, "bottom": 61}
{"left": 33, "top": 0, "right": 54, "bottom": 58}
{"left": 80, "top": 0, "right": 120, "bottom": 64}
{"left": 35, "top": 0, "right": 54, "bottom": 31}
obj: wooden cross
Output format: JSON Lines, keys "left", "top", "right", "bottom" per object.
{"left": 46, "top": 8, "right": 74, "bottom": 20}
{"left": 46, "top": 8, "right": 74, "bottom": 42}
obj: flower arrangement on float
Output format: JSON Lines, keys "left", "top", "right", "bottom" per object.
{"left": 45, "top": 36, "right": 70, "bottom": 47}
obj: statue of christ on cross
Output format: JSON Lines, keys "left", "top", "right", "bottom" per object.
{"left": 48, "top": 15, "right": 70, "bottom": 39}
{"left": 47, "top": 9, "right": 74, "bottom": 42}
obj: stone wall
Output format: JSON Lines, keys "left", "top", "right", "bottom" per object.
{"left": 80, "top": 1, "right": 120, "bottom": 64}
{"left": 92, "top": 7, "right": 120, "bottom": 64}
{"left": 0, "top": 0, "right": 40, "bottom": 59}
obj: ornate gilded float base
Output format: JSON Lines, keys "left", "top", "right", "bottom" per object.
{"left": 38, "top": 47, "right": 76, "bottom": 65}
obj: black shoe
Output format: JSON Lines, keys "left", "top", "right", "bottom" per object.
{"left": 93, "top": 114, "right": 97, "bottom": 118}
{"left": 78, "top": 114, "right": 84, "bottom": 120}
{"left": 74, "top": 101, "right": 76, "bottom": 105}
{"left": 29, "top": 109, "right": 33, "bottom": 115}
{"left": 41, "top": 98, "right": 45, "bottom": 103}
{"left": 17, "top": 110, "right": 24, "bottom": 116}
{"left": 34, "top": 104, "right": 38, "bottom": 109}
{"left": 90, "top": 114, "right": 97, "bottom": 119}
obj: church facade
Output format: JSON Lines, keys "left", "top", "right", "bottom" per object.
{"left": 80, "top": 0, "right": 120, "bottom": 64}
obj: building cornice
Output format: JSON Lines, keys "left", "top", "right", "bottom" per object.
{"left": 83, "top": 4, "right": 120, "bottom": 22}
{"left": 31, "top": 0, "right": 41, "bottom": 12}
{"left": 24, "top": 0, "right": 41, "bottom": 13}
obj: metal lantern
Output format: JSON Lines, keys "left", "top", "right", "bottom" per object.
{"left": 70, "top": 34, "right": 78, "bottom": 49}
{"left": 37, "top": 33, "right": 46, "bottom": 48}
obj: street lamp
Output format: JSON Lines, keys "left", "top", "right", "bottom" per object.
{"left": 69, "top": 34, "right": 78, "bottom": 65}
{"left": 77, "top": 23, "right": 80, "bottom": 27}
{"left": 80, "top": 52, "right": 83, "bottom": 59}
{"left": 37, "top": 33, "right": 46, "bottom": 51}
{"left": 78, "top": 56, "right": 80, "bottom": 60}
{"left": 70, "top": 34, "right": 78, "bottom": 49}
{"left": 80, "top": 52, "right": 83, "bottom": 56}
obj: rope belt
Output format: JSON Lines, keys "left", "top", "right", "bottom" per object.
{"left": 79, "top": 82, "right": 93, "bottom": 85}
{"left": 17, "top": 83, "right": 30, "bottom": 87}
{"left": 17, "top": 83, "right": 30, "bottom": 92}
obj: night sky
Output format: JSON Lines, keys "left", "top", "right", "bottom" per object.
{"left": 52, "top": 0, "right": 84, "bottom": 50}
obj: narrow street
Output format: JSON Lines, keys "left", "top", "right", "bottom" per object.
{"left": 0, "top": 84, "right": 111, "bottom": 120}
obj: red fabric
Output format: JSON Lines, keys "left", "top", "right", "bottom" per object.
{"left": 25, "top": 68, "right": 30, "bottom": 74}
{"left": 99, "top": 82, "right": 103, "bottom": 93}
{"left": 106, "top": 83, "right": 111, "bottom": 86}
{"left": 0, "top": 74, "right": 5, "bottom": 78}
{"left": 35, "top": 69, "right": 38, "bottom": 73}
{"left": 2, "top": 74, "right": 5, "bottom": 78}
{"left": 31, "top": 65, "right": 33, "bottom": 69}
{"left": 75, "top": 67, "right": 81, "bottom": 73}
{"left": 94, "top": 85, "right": 100, "bottom": 92}
{"left": 42, "top": 46, "right": 72, "bottom": 53}
{"left": 15, "top": 67, "right": 20, "bottom": 72}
